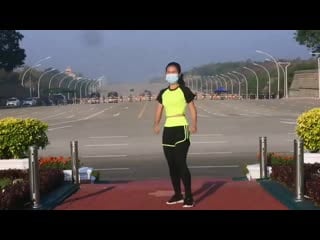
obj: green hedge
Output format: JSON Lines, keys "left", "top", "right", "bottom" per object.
{"left": 0, "top": 117, "right": 49, "bottom": 159}
{"left": 296, "top": 108, "right": 320, "bottom": 152}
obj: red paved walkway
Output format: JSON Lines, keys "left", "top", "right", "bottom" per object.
{"left": 55, "top": 178, "right": 288, "bottom": 210}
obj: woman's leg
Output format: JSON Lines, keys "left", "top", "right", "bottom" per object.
{"left": 174, "top": 140, "right": 192, "bottom": 198}
{"left": 163, "top": 146, "right": 182, "bottom": 196}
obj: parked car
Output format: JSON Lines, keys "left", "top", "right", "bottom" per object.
{"left": 88, "top": 97, "right": 99, "bottom": 104}
{"left": 107, "top": 91, "right": 118, "bottom": 103}
{"left": 51, "top": 94, "right": 67, "bottom": 105}
{"left": 22, "top": 97, "right": 36, "bottom": 106}
{"left": 6, "top": 97, "right": 21, "bottom": 107}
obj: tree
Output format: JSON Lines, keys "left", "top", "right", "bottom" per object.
{"left": 294, "top": 30, "right": 320, "bottom": 53}
{"left": 0, "top": 30, "right": 26, "bottom": 72}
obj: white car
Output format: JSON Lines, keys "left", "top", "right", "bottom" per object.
{"left": 6, "top": 97, "right": 21, "bottom": 107}
{"left": 22, "top": 97, "right": 36, "bottom": 106}
{"left": 88, "top": 98, "right": 99, "bottom": 104}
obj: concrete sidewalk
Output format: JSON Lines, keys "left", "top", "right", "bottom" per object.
{"left": 55, "top": 178, "right": 288, "bottom": 210}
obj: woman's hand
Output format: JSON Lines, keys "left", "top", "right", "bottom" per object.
{"left": 154, "top": 124, "right": 161, "bottom": 134}
{"left": 189, "top": 125, "right": 197, "bottom": 134}
{"left": 154, "top": 103, "right": 163, "bottom": 135}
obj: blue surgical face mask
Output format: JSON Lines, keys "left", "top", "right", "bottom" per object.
{"left": 166, "top": 73, "right": 179, "bottom": 84}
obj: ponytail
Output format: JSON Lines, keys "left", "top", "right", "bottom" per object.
{"left": 177, "top": 73, "right": 185, "bottom": 86}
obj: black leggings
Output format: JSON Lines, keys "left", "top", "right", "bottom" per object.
{"left": 162, "top": 126, "right": 192, "bottom": 198}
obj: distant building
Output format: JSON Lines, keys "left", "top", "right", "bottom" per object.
{"left": 65, "top": 67, "right": 76, "bottom": 79}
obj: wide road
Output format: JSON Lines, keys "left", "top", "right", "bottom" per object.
{"left": 1, "top": 98, "right": 319, "bottom": 181}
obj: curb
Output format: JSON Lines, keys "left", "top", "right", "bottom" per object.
{"left": 37, "top": 183, "right": 79, "bottom": 210}
{"left": 232, "top": 176, "right": 248, "bottom": 181}
{"left": 258, "top": 179, "right": 320, "bottom": 210}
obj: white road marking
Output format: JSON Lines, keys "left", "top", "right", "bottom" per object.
{"left": 84, "top": 143, "right": 128, "bottom": 147}
{"left": 192, "top": 141, "right": 227, "bottom": 144}
{"left": 189, "top": 165, "right": 239, "bottom": 169}
{"left": 50, "top": 108, "right": 110, "bottom": 126}
{"left": 198, "top": 114, "right": 210, "bottom": 118}
{"left": 113, "top": 112, "right": 120, "bottom": 117}
{"left": 193, "top": 134, "right": 223, "bottom": 137}
{"left": 280, "top": 121, "right": 296, "bottom": 125}
{"left": 48, "top": 125, "right": 72, "bottom": 131}
{"left": 94, "top": 168, "right": 130, "bottom": 171}
{"left": 280, "top": 118, "right": 297, "bottom": 122}
{"left": 83, "top": 155, "right": 128, "bottom": 158}
{"left": 211, "top": 112, "right": 228, "bottom": 117}
{"left": 66, "top": 115, "right": 75, "bottom": 119}
{"left": 124, "top": 107, "right": 129, "bottom": 109}
{"left": 138, "top": 102, "right": 148, "bottom": 119}
{"left": 40, "top": 111, "right": 67, "bottom": 120}
{"left": 82, "top": 109, "right": 107, "bottom": 120}
{"left": 189, "top": 152, "right": 232, "bottom": 155}
{"left": 89, "top": 136, "right": 128, "bottom": 139}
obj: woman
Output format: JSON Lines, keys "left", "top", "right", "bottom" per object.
{"left": 154, "top": 62, "right": 197, "bottom": 208}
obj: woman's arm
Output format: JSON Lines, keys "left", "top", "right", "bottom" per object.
{"left": 154, "top": 103, "right": 164, "bottom": 134}
{"left": 188, "top": 101, "right": 197, "bottom": 134}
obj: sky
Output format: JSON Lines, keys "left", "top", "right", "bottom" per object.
{"left": 19, "top": 30, "right": 310, "bottom": 83}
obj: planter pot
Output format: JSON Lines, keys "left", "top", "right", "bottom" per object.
{"left": 304, "top": 153, "right": 320, "bottom": 164}
{"left": 0, "top": 158, "right": 29, "bottom": 170}
{"left": 63, "top": 167, "right": 94, "bottom": 183}
{"left": 246, "top": 163, "right": 272, "bottom": 180}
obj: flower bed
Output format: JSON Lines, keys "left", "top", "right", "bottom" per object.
{"left": 39, "top": 156, "right": 98, "bottom": 183}
{"left": 39, "top": 156, "right": 74, "bottom": 170}
{"left": 0, "top": 169, "right": 64, "bottom": 209}
{"left": 269, "top": 152, "right": 320, "bottom": 206}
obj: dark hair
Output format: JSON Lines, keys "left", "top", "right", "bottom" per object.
{"left": 165, "top": 61, "right": 185, "bottom": 86}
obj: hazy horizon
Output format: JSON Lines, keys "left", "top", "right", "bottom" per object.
{"left": 19, "top": 30, "right": 310, "bottom": 84}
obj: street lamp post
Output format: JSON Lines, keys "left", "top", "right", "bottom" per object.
{"left": 87, "top": 80, "right": 96, "bottom": 97}
{"left": 279, "top": 62, "right": 291, "bottom": 99}
{"left": 221, "top": 74, "right": 233, "bottom": 95}
{"left": 209, "top": 76, "right": 214, "bottom": 94}
{"left": 74, "top": 79, "right": 86, "bottom": 103}
{"left": 256, "top": 50, "right": 280, "bottom": 99}
{"left": 67, "top": 79, "right": 78, "bottom": 100}
{"left": 243, "top": 66, "right": 259, "bottom": 100}
{"left": 58, "top": 76, "right": 71, "bottom": 88}
{"left": 195, "top": 76, "right": 198, "bottom": 92}
{"left": 80, "top": 80, "right": 89, "bottom": 102}
{"left": 218, "top": 75, "right": 228, "bottom": 90}
{"left": 85, "top": 80, "right": 94, "bottom": 97}
{"left": 37, "top": 68, "right": 56, "bottom": 98}
{"left": 253, "top": 63, "right": 271, "bottom": 99}
{"left": 227, "top": 72, "right": 241, "bottom": 97}
{"left": 214, "top": 79, "right": 219, "bottom": 90}
{"left": 191, "top": 75, "right": 194, "bottom": 92}
{"left": 265, "top": 58, "right": 290, "bottom": 99}
{"left": 206, "top": 76, "right": 210, "bottom": 94}
{"left": 22, "top": 56, "right": 51, "bottom": 97}
{"left": 21, "top": 64, "right": 42, "bottom": 97}
{"left": 48, "top": 72, "right": 64, "bottom": 94}
{"left": 215, "top": 76, "right": 223, "bottom": 89}
{"left": 21, "top": 56, "right": 51, "bottom": 86}
{"left": 233, "top": 71, "right": 248, "bottom": 99}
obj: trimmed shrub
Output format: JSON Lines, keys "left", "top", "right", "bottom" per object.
{"left": 296, "top": 108, "right": 320, "bottom": 152}
{"left": 0, "top": 117, "right": 49, "bottom": 159}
